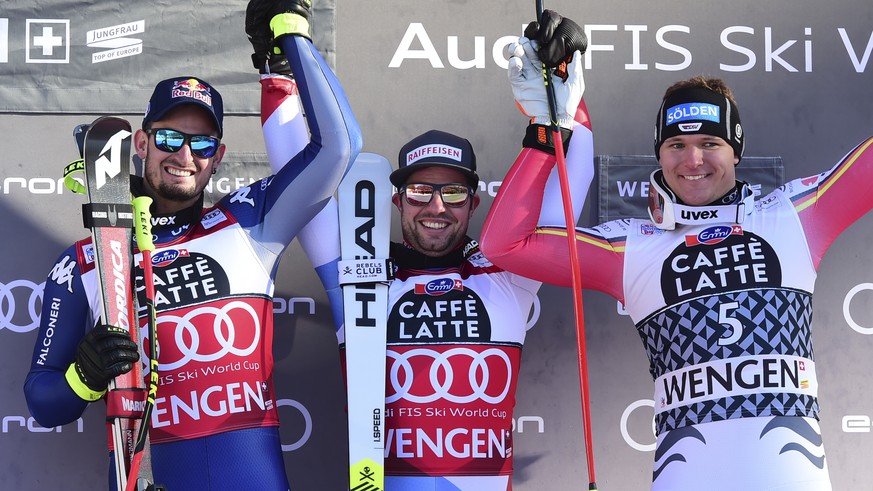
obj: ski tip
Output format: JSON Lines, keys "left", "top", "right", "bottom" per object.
{"left": 73, "top": 124, "right": 89, "bottom": 158}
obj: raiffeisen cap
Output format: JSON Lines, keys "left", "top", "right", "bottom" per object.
{"left": 391, "top": 129, "right": 479, "bottom": 188}
{"left": 654, "top": 87, "right": 744, "bottom": 162}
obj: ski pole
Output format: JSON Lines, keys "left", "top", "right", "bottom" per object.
{"left": 127, "top": 196, "right": 161, "bottom": 491}
{"left": 534, "top": 1, "right": 598, "bottom": 489}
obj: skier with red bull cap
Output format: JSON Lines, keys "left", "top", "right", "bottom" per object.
{"left": 24, "top": 1, "right": 361, "bottom": 489}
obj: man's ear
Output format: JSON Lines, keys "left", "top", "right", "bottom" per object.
{"left": 210, "top": 144, "right": 227, "bottom": 173}
{"left": 392, "top": 193, "right": 402, "bottom": 211}
{"left": 470, "top": 194, "right": 481, "bottom": 216}
{"left": 134, "top": 129, "right": 150, "bottom": 160}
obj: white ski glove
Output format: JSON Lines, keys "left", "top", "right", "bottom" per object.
{"left": 506, "top": 36, "right": 584, "bottom": 129}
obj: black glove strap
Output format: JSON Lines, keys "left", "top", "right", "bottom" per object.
{"left": 523, "top": 124, "right": 573, "bottom": 155}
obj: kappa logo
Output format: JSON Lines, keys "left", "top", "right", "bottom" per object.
{"left": 229, "top": 187, "right": 255, "bottom": 207}
{"left": 49, "top": 255, "right": 76, "bottom": 293}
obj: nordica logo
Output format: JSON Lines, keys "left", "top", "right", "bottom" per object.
{"left": 110, "top": 239, "right": 130, "bottom": 330}
{"left": 94, "top": 129, "right": 131, "bottom": 189}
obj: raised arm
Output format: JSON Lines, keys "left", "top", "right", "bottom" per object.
{"left": 480, "top": 16, "right": 624, "bottom": 300}
{"left": 240, "top": 0, "right": 362, "bottom": 251}
{"left": 793, "top": 135, "right": 873, "bottom": 268}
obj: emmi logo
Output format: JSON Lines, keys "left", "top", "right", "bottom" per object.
{"left": 2, "top": 415, "right": 84, "bottom": 433}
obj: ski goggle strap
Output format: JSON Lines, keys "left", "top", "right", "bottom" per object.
{"left": 647, "top": 170, "right": 754, "bottom": 230}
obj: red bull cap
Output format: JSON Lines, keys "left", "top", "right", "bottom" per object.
{"left": 143, "top": 76, "right": 224, "bottom": 137}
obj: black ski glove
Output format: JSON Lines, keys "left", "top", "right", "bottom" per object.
{"left": 69, "top": 324, "right": 139, "bottom": 397}
{"left": 524, "top": 10, "right": 588, "bottom": 68}
{"left": 246, "top": 0, "right": 312, "bottom": 73}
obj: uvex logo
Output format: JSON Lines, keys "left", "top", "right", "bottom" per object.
{"left": 680, "top": 209, "right": 719, "bottom": 220}
{"left": 151, "top": 216, "right": 176, "bottom": 226}
{"left": 95, "top": 129, "right": 131, "bottom": 189}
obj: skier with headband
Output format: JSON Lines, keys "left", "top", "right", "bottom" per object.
{"left": 482, "top": 9, "right": 873, "bottom": 491}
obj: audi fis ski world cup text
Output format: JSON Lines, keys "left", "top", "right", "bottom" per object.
{"left": 388, "top": 22, "right": 873, "bottom": 73}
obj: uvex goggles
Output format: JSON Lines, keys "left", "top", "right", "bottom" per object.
{"left": 400, "top": 182, "right": 473, "bottom": 207}
{"left": 647, "top": 170, "right": 754, "bottom": 230}
{"left": 149, "top": 128, "right": 220, "bottom": 158}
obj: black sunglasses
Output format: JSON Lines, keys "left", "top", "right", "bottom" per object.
{"left": 149, "top": 128, "right": 220, "bottom": 158}
{"left": 400, "top": 182, "right": 473, "bottom": 207}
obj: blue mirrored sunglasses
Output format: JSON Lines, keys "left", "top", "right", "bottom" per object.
{"left": 149, "top": 128, "right": 219, "bottom": 158}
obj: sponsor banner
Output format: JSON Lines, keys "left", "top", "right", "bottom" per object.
{"left": 0, "top": 2, "right": 335, "bottom": 114}
{"left": 596, "top": 155, "right": 784, "bottom": 222}
{"left": 654, "top": 354, "right": 817, "bottom": 414}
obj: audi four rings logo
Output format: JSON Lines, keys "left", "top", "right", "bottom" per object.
{"left": 386, "top": 347, "right": 513, "bottom": 404}
{"left": 158, "top": 301, "right": 261, "bottom": 371}
{"left": 1, "top": 280, "right": 44, "bottom": 333}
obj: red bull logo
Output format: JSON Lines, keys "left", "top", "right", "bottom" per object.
{"left": 171, "top": 78, "right": 212, "bottom": 106}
